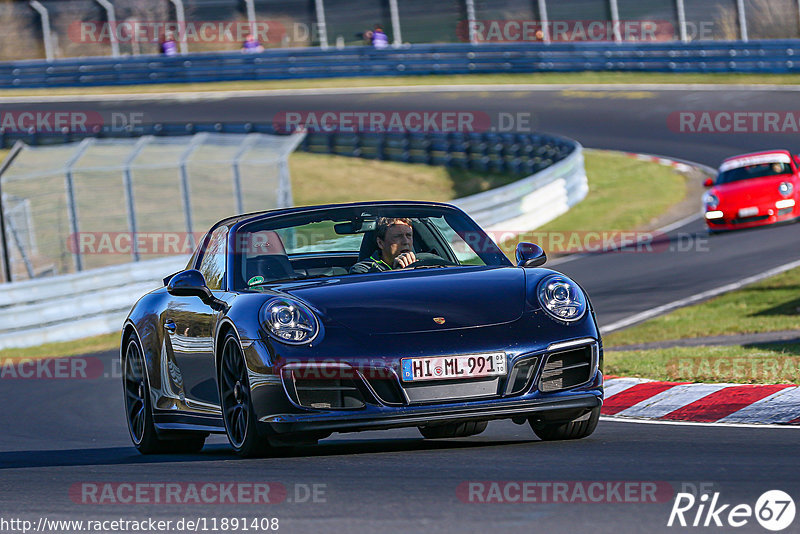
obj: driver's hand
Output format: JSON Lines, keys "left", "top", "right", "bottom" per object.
{"left": 393, "top": 251, "right": 417, "bottom": 269}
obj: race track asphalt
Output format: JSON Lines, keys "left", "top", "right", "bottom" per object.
{"left": 1, "top": 86, "right": 798, "bottom": 533}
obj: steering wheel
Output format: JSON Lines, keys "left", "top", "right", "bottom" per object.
{"left": 406, "top": 252, "right": 455, "bottom": 269}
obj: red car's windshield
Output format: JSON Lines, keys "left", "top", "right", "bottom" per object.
{"left": 716, "top": 162, "right": 793, "bottom": 185}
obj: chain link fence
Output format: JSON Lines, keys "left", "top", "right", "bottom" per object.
{"left": 3, "top": 0, "right": 800, "bottom": 62}
{"left": 0, "top": 132, "right": 304, "bottom": 281}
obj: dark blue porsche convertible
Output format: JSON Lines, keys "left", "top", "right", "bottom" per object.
{"left": 122, "top": 201, "right": 604, "bottom": 456}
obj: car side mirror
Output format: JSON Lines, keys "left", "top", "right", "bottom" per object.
{"left": 167, "top": 269, "right": 215, "bottom": 301}
{"left": 703, "top": 178, "right": 714, "bottom": 187}
{"left": 516, "top": 242, "right": 547, "bottom": 267}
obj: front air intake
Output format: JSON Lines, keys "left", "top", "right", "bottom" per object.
{"left": 538, "top": 345, "right": 594, "bottom": 393}
{"left": 286, "top": 374, "right": 366, "bottom": 409}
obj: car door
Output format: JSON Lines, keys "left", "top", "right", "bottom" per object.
{"left": 166, "top": 225, "right": 228, "bottom": 407}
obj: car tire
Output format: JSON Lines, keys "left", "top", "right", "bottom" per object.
{"left": 123, "top": 337, "right": 206, "bottom": 454}
{"left": 219, "top": 332, "right": 271, "bottom": 458}
{"left": 418, "top": 420, "right": 488, "bottom": 439}
{"left": 529, "top": 406, "right": 600, "bottom": 441}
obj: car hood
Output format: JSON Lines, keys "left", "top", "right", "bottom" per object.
{"left": 715, "top": 174, "right": 793, "bottom": 204}
{"left": 279, "top": 266, "right": 526, "bottom": 334}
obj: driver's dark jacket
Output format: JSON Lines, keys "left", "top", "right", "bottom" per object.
{"left": 349, "top": 251, "right": 393, "bottom": 274}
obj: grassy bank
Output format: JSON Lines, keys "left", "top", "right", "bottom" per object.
{"left": 605, "top": 344, "right": 800, "bottom": 384}
{"left": 604, "top": 265, "right": 800, "bottom": 348}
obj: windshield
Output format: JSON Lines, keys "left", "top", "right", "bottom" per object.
{"left": 231, "top": 205, "right": 511, "bottom": 290}
{"left": 716, "top": 162, "right": 793, "bottom": 185}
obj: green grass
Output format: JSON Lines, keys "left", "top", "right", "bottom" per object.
{"left": 0, "top": 332, "right": 120, "bottom": 361}
{"left": 605, "top": 344, "right": 800, "bottom": 384}
{"left": 2, "top": 72, "right": 800, "bottom": 97}
{"left": 542, "top": 150, "right": 685, "bottom": 231}
{"left": 605, "top": 265, "right": 800, "bottom": 348}
{"left": 499, "top": 149, "right": 686, "bottom": 256}
{"left": 0, "top": 150, "right": 684, "bottom": 360}
{"left": 290, "top": 152, "right": 518, "bottom": 206}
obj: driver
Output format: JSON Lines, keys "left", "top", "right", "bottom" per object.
{"left": 350, "top": 217, "right": 417, "bottom": 274}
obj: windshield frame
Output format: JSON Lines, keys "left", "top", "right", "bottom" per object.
{"left": 228, "top": 204, "right": 512, "bottom": 291}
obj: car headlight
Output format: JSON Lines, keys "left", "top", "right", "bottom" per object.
{"left": 261, "top": 298, "right": 320, "bottom": 345}
{"left": 537, "top": 274, "right": 587, "bottom": 323}
{"left": 779, "top": 182, "right": 793, "bottom": 198}
{"left": 703, "top": 192, "right": 720, "bottom": 209}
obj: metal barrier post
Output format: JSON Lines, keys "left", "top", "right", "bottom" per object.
{"left": 0, "top": 141, "right": 24, "bottom": 282}
{"left": 178, "top": 134, "right": 207, "bottom": 249}
{"left": 388, "top": 0, "right": 403, "bottom": 47}
{"left": 676, "top": 0, "right": 688, "bottom": 42}
{"left": 94, "top": 0, "right": 120, "bottom": 57}
{"left": 123, "top": 136, "right": 151, "bottom": 262}
{"left": 314, "top": 0, "right": 329, "bottom": 50}
{"left": 538, "top": 0, "right": 551, "bottom": 43}
{"left": 608, "top": 0, "right": 622, "bottom": 43}
{"left": 465, "top": 0, "right": 478, "bottom": 44}
{"left": 231, "top": 134, "right": 259, "bottom": 214}
{"left": 28, "top": 1, "right": 54, "bottom": 61}
{"left": 737, "top": 0, "right": 748, "bottom": 42}
{"left": 244, "top": 0, "right": 256, "bottom": 34}
{"left": 64, "top": 138, "right": 94, "bottom": 272}
{"left": 168, "top": 0, "right": 189, "bottom": 55}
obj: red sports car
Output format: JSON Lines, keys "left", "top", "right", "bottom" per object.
{"left": 704, "top": 150, "right": 800, "bottom": 232}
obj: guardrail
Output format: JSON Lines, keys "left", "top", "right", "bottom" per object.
{"left": 0, "top": 123, "right": 576, "bottom": 178}
{"left": 1, "top": 40, "right": 800, "bottom": 88}
{"left": 0, "top": 125, "right": 582, "bottom": 350}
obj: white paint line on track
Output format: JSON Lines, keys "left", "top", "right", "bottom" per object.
{"left": 603, "top": 377, "right": 650, "bottom": 398}
{"left": 718, "top": 386, "right": 800, "bottom": 425}
{"left": 600, "top": 415, "right": 800, "bottom": 429}
{"left": 600, "top": 257, "right": 800, "bottom": 333}
{"left": 614, "top": 383, "right": 726, "bottom": 419}
{"left": 2, "top": 82, "right": 800, "bottom": 104}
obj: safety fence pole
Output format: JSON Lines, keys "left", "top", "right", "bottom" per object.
{"left": 388, "top": 0, "right": 402, "bottom": 47}
{"left": 122, "top": 136, "right": 152, "bottom": 262}
{"left": 0, "top": 141, "right": 25, "bottom": 282}
{"left": 64, "top": 139, "right": 94, "bottom": 272}
{"left": 29, "top": 1, "right": 54, "bottom": 61}
{"left": 315, "top": 0, "right": 329, "bottom": 50}
{"left": 95, "top": 0, "right": 120, "bottom": 57}
{"left": 178, "top": 134, "right": 207, "bottom": 249}
{"left": 675, "top": 0, "right": 688, "bottom": 42}
{"left": 168, "top": 0, "right": 189, "bottom": 55}
{"left": 737, "top": 0, "right": 748, "bottom": 42}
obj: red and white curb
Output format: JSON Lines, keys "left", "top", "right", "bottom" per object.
{"left": 602, "top": 377, "right": 800, "bottom": 425}
{"left": 623, "top": 152, "right": 696, "bottom": 173}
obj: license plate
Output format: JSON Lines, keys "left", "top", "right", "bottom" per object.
{"left": 738, "top": 206, "right": 759, "bottom": 217}
{"left": 400, "top": 352, "right": 507, "bottom": 382}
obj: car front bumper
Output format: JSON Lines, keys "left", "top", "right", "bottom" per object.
{"left": 259, "top": 387, "right": 603, "bottom": 434}
{"left": 705, "top": 202, "right": 797, "bottom": 230}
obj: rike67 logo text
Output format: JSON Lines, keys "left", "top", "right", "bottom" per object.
{"left": 668, "top": 490, "right": 795, "bottom": 531}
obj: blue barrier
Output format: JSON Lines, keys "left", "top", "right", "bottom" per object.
{"left": 0, "top": 122, "right": 576, "bottom": 177}
{"left": 1, "top": 40, "right": 800, "bottom": 88}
